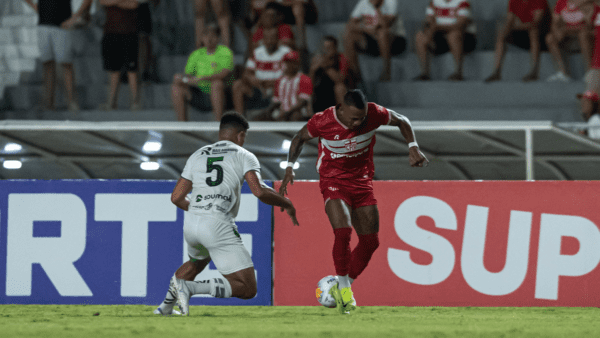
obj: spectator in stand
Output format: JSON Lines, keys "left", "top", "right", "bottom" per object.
{"left": 251, "top": 2, "right": 295, "bottom": 51}
{"left": 414, "top": 0, "right": 477, "bottom": 81}
{"left": 193, "top": 0, "right": 231, "bottom": 48}
{"left": 171, "top": 25, "right": 234, "bottom": 122}
{"left": 99, "top": 0, "right": 141, "bottom": 111}
{"left": 485, "top": 0, "right": 550, "bottom": 83}
{"left": 578, "top": 29, "right": 600, "bottom": 139}
{"left": 23, "top": 0, "right": 93, "bottom": 112}
{"left": 251, "top": 0, "right": 318, "bottom": 50}
{"left": 256, "top": 51, "right": 312, "bottom": 121}
{"left": 309, "top": 36, "right": 349, "bottom": 113}
{"left": 233, "top": 29, "right": 291, "bottom": 116}
{"left": 138, "top": 0, "right": 160, "bottom": 83}
{"left": 344, "top": 0, "right": 407, "bottom": 82}
{"left": 545, "top": 0, "right": 600, "bottom": 82}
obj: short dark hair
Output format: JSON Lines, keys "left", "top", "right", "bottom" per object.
{"left": 205, "top": 23, "right": 221, "bottom": 36}
{"left": 343, "top": 89, "right": 367, "bottom": 110}
{"left": 220, "top": 112, "right": 249, "bottom": 132}
{"left": 324, "top": 35, "right": 338, "bottom": 48}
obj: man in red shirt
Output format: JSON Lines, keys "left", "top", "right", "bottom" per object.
{"left": 257, "top": 51, "right": 313, "bottom": 121}
{"left": 545, "top": 0, "right": 600, "bottom": 81}
{"left": 485, "top": 0, "right": 550, "bottom": 82}
{"left": 279, "top": 89, "right": 428, "bottom": 314}
{"left": 251, "top": 2, "right": 295, "bottom": 51}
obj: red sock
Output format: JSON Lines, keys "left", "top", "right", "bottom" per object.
{"left": 349, "top": 233, "right": 380, "bottom": 280}
{"left": 332, "top": 228, "right": 352, "bottom": 276}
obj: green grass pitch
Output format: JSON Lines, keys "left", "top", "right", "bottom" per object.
{"left": 0, "top": 305, "right": 598, "bottom": 338}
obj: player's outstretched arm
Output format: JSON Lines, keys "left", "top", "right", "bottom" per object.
{"left": 280, "top": 124, "right": 314, "bottom": 196}
{"left": 171, "top": 177, "right": 193, "bottom": 211}
{"left": 245, "top": 170, "right": 299, "bottom": 226}
{"left": 388, "top": 110, "right": 429, "bottom": 167}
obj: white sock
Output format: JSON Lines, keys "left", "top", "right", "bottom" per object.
{"left": 209, "top": 277, "right": 232, "bottom": 298}
{"left": 158, "top": 288, "right": 177, "bottom": 312}
{"left": 338, "top": 274, "right": 351, "bottom": 289}
{"left": 185, "top": 279, "right": 212, "bottom": 295}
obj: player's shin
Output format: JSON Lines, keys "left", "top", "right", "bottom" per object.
{"left": 332, "top": 228, "right": 352, "bottom": 277}
{"left": 348, "top": 232, "right": 380, "bottom": 280}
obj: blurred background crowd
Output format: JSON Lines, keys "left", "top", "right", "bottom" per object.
{"left": 0, "top": 0, "right": 599, "bottom": 138}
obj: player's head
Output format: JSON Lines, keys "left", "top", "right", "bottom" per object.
{"left": 203, "top": 24, "right": 220, "bottom": 50}
{"left": 219, "top": 112, "right": 250, "bottom": 146}
{"left": 339, "top": 89, "right": 368, "bottom": 130}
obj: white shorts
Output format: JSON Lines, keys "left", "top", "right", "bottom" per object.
{"left": 184, "top": 213, "right": 253, "bottom": 275}
{"left": 38, "top": 25, "right": 74, "bottom": 64}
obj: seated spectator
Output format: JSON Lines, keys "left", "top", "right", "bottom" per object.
{"left": 309, "top": 36, "right": 349, "bottom": 113}
{"left": 485, "top": 0, "right": 550, "bottom": 83}
{"left": 344, "top": 0, "right": 407, "bottom": 82}
{"left": 545, "top": 0, "right": 600, "bottom": 82}
{"left": 414, "top": 0, "right": 477, "bottom": 81}
{"left": 233, "top": 29, "right": 292, "bottom": 116}
{"left": 578, "top": 88, "right": 600, "bottom": 139}
{"left": 252, "top": 0, "right": 318, "bottom": 50}
{"left": 99, "top": 0, "right": 141, "bottom": 111}
{"left": 251, "top": 2, "right": 295, "bottom": 51}
{"left": 23, "top": 0, "right": 93, "bottom": 112}
{"left": 171, "top": 25, "right": 233, "bottom": 121}
{"left": 194, "top": 0, "right": 231, "bottom": 48}
{"left": 256, "top": 51, "right": 312, "bottom": 121}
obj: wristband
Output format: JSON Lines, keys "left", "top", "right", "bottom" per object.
{"left": 286, "top": 161, "right": 294, "bottom": 168}
{"left": 182, "top": 76, "right": 189, "bottom": 84}
{"left": 408, "top": 142, "right": 418, "bottom": 149}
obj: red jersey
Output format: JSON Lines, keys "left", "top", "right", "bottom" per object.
{"left": 554, "top": 0, "right": 600, "bottom": 28}
{"left": 306, "top": 103, "right": 392, "bottom": 179}
{"left": 252, "top": 24, "right": 294, "bottom": 45}
{"left": 273, "top": 72, "right": 313, "bottom": 111}
{"left": 508, "top": 0, "right": 548, "bottom": 24}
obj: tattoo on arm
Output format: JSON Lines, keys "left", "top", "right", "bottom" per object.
{"left": 287, "top": 125, "right": 313, "bottom": 163}
{"left": 389, "top": 110, "right": 416, "bottom": 144}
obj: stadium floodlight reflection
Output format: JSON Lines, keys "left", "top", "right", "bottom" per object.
{"left": 140, "top": 161, "right": 160, "bottom": 171}
{"left": 281, "top": 140, "right": 291, "bottom": 151}
{"left": 3, "top": 143, "right": 22, "bottom": 152}
{"left": 279, "top": 161, "right": 300, "bottom": 169}
{"left": 3, "top": 160, "right": 22, "bottom": 169}
{"left": 142, "top": 131, "right": 163, "bottom": 153}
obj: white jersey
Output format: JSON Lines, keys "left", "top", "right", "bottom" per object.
{"left": 351, "top": 0, "right": 406, "bottom": 37}
{"left": 181, "top": 140, "right": 261, "bottom": 222}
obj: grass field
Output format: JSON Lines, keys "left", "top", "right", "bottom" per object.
{"left": 0, "top": 305, "right": 598, "bottom": 338}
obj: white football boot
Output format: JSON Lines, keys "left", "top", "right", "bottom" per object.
{"left": 174, "top": 276, "right": 191, "bottom": 316}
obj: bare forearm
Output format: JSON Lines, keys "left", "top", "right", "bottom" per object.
{"left": 173, "top": 198, "right": 190, "bottom": 211}
{"left": 287, "top": 134, "right": 305, "bottom": 164}
{"left": 258, "top": 187, "right": 293, "bottom": 208}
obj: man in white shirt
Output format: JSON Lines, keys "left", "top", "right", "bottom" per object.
{"left": 154, "top": 112, "right": 299, "bottom": 316}
{"left": 232, "top": 29, "right": 291, "bottom": 116}
{"left": 414, "top": 0, "right": 477, "bottom": 81}
{"left": 344, "top": 0, "right": 407, "bottom": 82}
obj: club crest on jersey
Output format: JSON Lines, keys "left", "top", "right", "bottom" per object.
{"left": 345, "top": 138, "right": 357, "bottom": 151}
{"left": 334, "top": 135, "right": 340, "bottom": 140}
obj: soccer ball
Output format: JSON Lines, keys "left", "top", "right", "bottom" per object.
{"left": 316, "top": 275, "right": 339, "bottom": 308}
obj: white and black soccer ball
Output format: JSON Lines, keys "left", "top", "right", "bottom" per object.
{"left": 316, "top": 275, "right": 338, "bottom": 308}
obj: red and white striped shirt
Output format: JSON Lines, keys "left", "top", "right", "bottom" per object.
{"left": 426, "top": 0, "right": 476, "bottom": 34}
{"left": 272, "top": 72, "right": 313, "bottom": 112}
{"left": 246, "top": 45, "right": 292, "bottom": 81}
{"left": 554, "top": 0, "right": 600, "bottom": 28}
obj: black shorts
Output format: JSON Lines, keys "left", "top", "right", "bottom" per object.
{"left": 358, "top": 33, "right": 407, "bottom": 56}
{"left": 429, "top": 32, "right": 477, "bottom": 55}
{"left": 189, "top": 86, "right": 233, "bottom": 112}
{"left": 229, "top": 0, "right": 248, "bottom": 22}
{"left": 101, "top": 33, "right": 139, "bottom": 72}
{"left": 507, "top": 30, "right": 548, "bottom": 51}
{"left": 270, "top": 1, "right": 318, "bottom": 25}
{"left": 137, "top": 3, "right": 152, "bottom": 35}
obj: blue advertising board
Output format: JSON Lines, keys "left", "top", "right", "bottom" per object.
{"left": 0, "top": 180, "right": 273, "bottom": 306}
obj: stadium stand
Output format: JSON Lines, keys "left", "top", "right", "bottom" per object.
{"left": 0, "top": 0, "right": 589, "bottom": 122}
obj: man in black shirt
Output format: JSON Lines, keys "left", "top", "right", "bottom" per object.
{"left": 23, "top": 0, "right": 92, "bottom": 112}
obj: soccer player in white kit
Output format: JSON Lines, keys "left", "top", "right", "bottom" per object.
{"left": 154, "top": 112, "right": 298, "bottom": 316}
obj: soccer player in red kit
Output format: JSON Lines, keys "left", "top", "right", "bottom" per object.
{"left": 279, "top": 89, "right": 428, "bottom": 314}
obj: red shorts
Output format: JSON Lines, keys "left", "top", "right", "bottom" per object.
{"left": 319, "top": 177, "right": 377, "bottom": 210}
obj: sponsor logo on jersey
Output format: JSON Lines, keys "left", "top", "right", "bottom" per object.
{"left": 203, "top": 194, "right": 232, "bottom": 202}
{"left": 193, "top": 203, "right": 213, "bottom": 210}
{"left": 195, "top": 194, "right": 203, "bottom": 202}
{"left": 200, "top": 147, "right": 212, "bottom": 155}
{"left": 330, "top": 148, "right": 368, "bottom": 159}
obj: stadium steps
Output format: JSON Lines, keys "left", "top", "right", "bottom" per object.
{"left": 0, "top": 108, "right": 215, "bottom": 122}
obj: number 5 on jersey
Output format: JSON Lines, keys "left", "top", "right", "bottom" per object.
{"left": 206, "top": 157, "right": 224, "bottom": 186}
